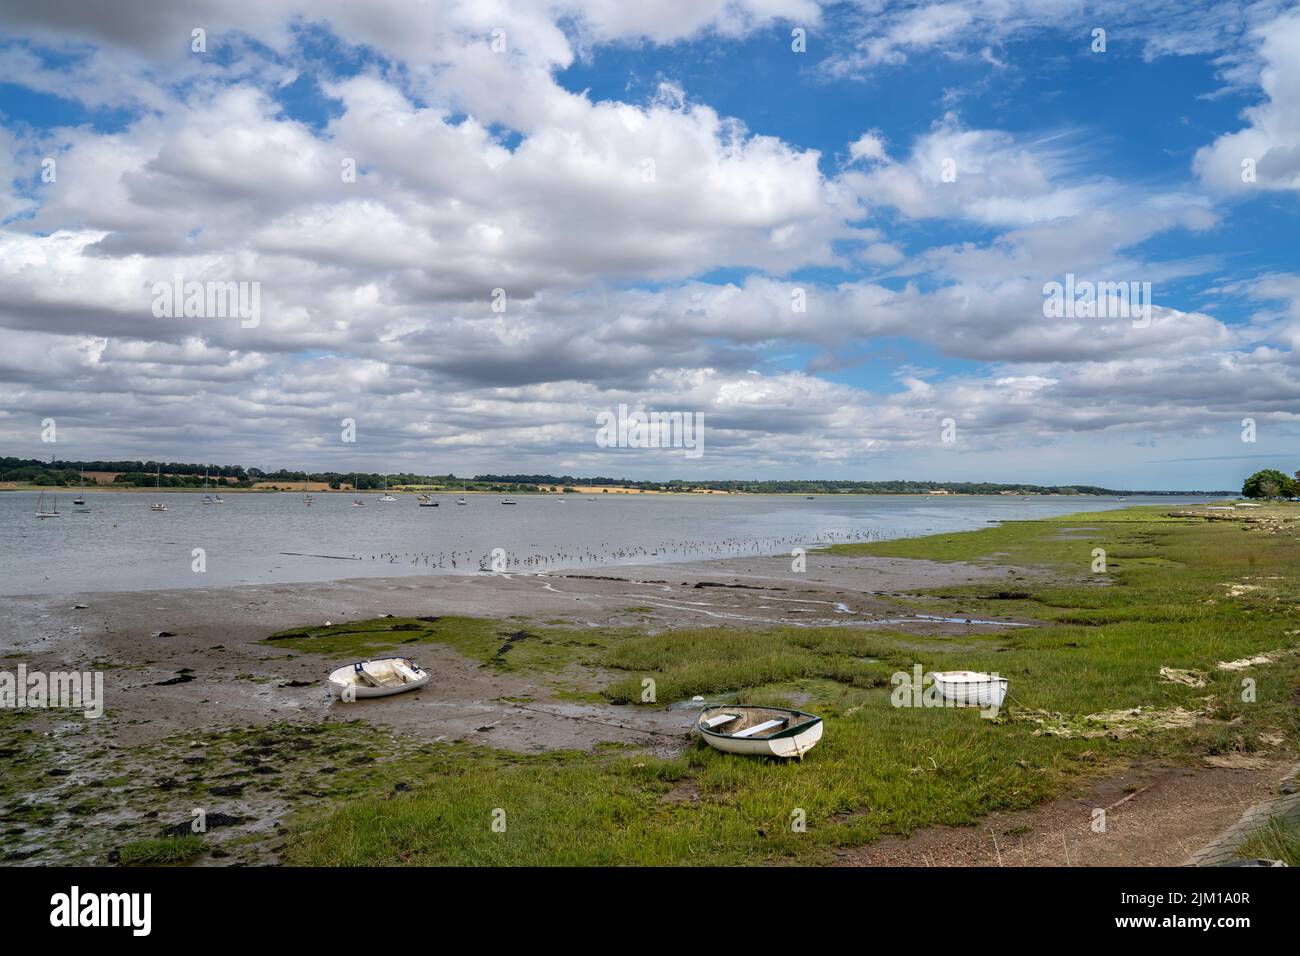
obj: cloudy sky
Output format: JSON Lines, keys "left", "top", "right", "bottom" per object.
{"left": 1, "top": 0, "right": 1298, "bottom": 488}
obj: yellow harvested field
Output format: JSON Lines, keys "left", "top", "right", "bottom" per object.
{"left": 251, "top": 480, "right": 339, "bottom": 491}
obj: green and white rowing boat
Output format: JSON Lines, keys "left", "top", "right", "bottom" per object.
{"left": 695, "top": 705, "right": 823, "bottom": 759}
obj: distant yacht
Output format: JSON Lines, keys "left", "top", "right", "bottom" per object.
{"left": 36, "top": 490, "right": 59, "bottom": 518}
{"left": 501, "top": 498, "right": 517, "bottom": 505}
{"left": 202, "top": 468, "right": 224, "bottom": 503}
{"left": 149, "top": 464, "right": 167, "bottom": 511}
{"left": 73, "top": 472, "right": 86, "bottom": 506}
{"left": 418, "top": 494, "right": 438, "bottom": 507}
{"left": 456, "top": 480, "right": 468, "bottom": 505}
{"left": 378, "top": 476, "right": 397, "bottom": 502}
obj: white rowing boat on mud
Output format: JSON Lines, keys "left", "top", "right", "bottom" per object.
{"left": 695, "top": 704, "right": 823, "bottom": 759}
{"left": 328, "top": 657, "right": 430, "bottom": 699}
{"left": 932, "top": 671, "right": 1007, "bottom": 709}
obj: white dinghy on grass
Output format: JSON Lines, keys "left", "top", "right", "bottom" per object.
{"left": 931, "top": 671, "right": 1008, "bottom": 709}
{"left": 695, "top": 704, "right": 823, "bottom": 759}
{"left": 328, "top": 657, "right": 430, "bottom": 699}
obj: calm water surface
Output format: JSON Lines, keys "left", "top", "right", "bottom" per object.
{"left": 0, "top": 492, "right": 1215, "bottom": 596}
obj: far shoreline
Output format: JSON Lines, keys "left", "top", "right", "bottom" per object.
{"left": 0, "top": 484, "right": 1237, "bottom": 497}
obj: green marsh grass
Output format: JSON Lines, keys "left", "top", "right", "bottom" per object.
{"left": 1237, "top": 818, "right": 1300, "bottom": 866}
{"left": 263, "top": 615, "right": 611, "bottom": 673}
{"left": 117, "top": 835, "right": 205, "bottom": 866}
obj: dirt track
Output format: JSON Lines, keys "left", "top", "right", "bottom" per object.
{"left": 837, "top": 759, "right": 1298, "bottom": 866}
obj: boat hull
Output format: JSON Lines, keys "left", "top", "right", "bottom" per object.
{"left": 932, "top": 672, "right": 1007, "bottom": 708}
{"left": 328, "top": 657, "right": 430, "bottom": 699}
{"left": 702, "top": 720, "right": 823, "bottom": 757}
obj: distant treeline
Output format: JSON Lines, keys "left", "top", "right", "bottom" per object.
{"left": 0, "top": 458, "right": 250, "bottom": 487}
{"left": 0, "top": 458, "right": 1233, "bottom": 494}
{"left": 0, "top": 458, "right": 534, "bottom": 492}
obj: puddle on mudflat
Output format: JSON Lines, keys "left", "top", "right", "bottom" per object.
{"left": 874, "top": 614, "right": 1032, "bottom": 627}
{"left": 666, "top": 694, "right": 737, "bottom": 711}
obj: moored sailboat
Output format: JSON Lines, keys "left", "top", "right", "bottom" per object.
{"left": 149, "top": 464, "right": 167, "bottom": 511}
{"left": 35, "top": 490, "right": 60, "bottom": 518}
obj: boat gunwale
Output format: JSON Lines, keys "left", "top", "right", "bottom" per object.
{"left": 931, "top": 671, "right": 1007, "bottom": 685}
{"left": 695, "top": 704, "right": 823, "bottom": 742}
{"left": 327, "top": 655, "right": 426, "bottom": 680}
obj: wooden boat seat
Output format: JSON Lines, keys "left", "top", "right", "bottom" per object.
{"left": 731, "top": 718, "right": 787, "bottom": 739}
{"left": 702, "top": 713, "right": 740, "bottom": 729}
{"left": 393, "top": 661, "right": 422, "bottom": 683}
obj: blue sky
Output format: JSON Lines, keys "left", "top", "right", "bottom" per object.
{"left": 0, "top": 1, "right": 1297, "bottom": 490}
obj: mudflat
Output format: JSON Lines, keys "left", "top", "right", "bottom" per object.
{"left": 1, "top": 552, "right": 1027, "bottom": 747}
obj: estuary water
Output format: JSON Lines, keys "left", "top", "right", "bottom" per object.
{"left": 0, "top": 491, "right": 1215, "bottom": 596}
